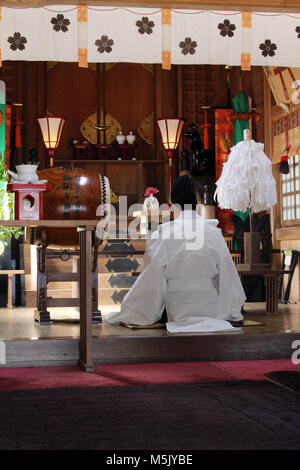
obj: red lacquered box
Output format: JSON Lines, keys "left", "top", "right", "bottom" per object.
{"left": 7, "top": 183, "right": 51, "bottom": 220}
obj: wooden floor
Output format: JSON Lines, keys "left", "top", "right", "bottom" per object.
{"left": 0, "top": 303, "right": 299, "bottom": 367}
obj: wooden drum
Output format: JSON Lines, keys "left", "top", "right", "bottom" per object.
{"left": 30, "top": 167, "right": 110, "bottom": 247}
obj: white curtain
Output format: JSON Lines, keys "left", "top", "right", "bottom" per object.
{"left": 1, "top": 6, "right": 300, "bottom": 68}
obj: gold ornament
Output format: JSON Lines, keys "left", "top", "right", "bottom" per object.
{"left": 137, "top": 112, "right": 154, "bottom": 147}
{"left": 110, "top": 188, "right": 119, "bottom": 204}
{"left": 80, "top": 108, "right": 121, "bottom": 145}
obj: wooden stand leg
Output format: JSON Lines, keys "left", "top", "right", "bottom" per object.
{"left": 78, "top": 227, "right": 94, "bottom": 372}
{"left": 265, "top": 273, "right": 278, "bottom": 314}
{"left": 92, "top": 269, "right": 101, "bottom": 324}
{"left": 92, "top": 237, "right": 101, "bottom": 324}
{"left": 36, "top": 239, "right": 51, "bottom": 325}
{"left": 7, "top": 275, "right": 13, "bottom": 309}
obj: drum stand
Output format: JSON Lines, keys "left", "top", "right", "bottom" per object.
{"left": 35, "top": 229, "right": 102, "bottom": 325}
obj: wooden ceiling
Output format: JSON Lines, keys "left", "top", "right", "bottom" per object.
{"left": 1, "top": 1, "right": 300, "bottom": 13}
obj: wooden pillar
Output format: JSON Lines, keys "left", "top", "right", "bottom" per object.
{"left": 78, "top": 226, "right": 94, "bottom": 372}
{"left": 136, "top": 162, "right": 144, "bottom": 204}
{"left": 154, "top": 64, "right": 162, "bottom": 162}
{"left": 263, "top": 73, "right": 272, "bottom": 159}
{"left": 23, "top": 62, "right": 48, "bottom": 168}
{"left": 264, "top": 73, "right": 280, "bottom": 260}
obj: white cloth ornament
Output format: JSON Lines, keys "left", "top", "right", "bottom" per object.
{"left": 214, "top": 139, "right": 277, "bottom": 213}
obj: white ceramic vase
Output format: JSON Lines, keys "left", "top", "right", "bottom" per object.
{"left": 126, "top": 131, "right": 136, "bottom": 145}
{"left": 143, "top": 195, "right": 159, "bottom": 211}
{"left": 116, "top": 131, "right": 126, "bottom": 145}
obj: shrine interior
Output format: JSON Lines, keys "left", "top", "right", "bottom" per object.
{"left": 0, "top": 60, "right": 299, "bottom": 367}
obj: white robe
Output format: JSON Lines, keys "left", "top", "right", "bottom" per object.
{"left": 104, "top": 210, "right": 246, "bottom": 332}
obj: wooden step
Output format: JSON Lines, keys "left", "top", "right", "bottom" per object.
{"left": 27, "top": 288, "right": 133, "bottom": 308}
{"left": 47, "top": 289, "right": 76, "bottom": 299}
{"left": 47, "top": 298, "right": 79, "bottom": 307}
{"left": 27, "top": 240, "right": 145, "bottom": 308}
{"left": 47, "top": 272, "right": 79, "bottom": 282}
{"left": 47, "top": 281, "right": 76, "bottom": 289}
{"left": 46, "top": 288, "right": 130, "bottom": 306}
{"left": 45, "top": 257, "right": 143, "bottom": 274}
{"left": 45, "top": 273, "right": 139, "bottom": 293}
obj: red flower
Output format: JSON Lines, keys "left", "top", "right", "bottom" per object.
{"left": 144, "top": 186, "right": 159, "bottom": 197}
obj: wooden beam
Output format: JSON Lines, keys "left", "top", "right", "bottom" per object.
{"left": 2, "top": 1, "right": 300, "bottom": 14}
{"left": 0, "top": 270, "right": 25, "bottom": 274}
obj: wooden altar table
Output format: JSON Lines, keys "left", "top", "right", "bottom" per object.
{"left": 0, "top": 219, "right": 129, "bottom": 372}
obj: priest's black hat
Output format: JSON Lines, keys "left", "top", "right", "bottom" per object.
{"left": 171, "top": 175, "right": 197, "bottom": 209}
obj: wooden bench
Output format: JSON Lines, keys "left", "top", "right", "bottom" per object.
{"left": 0, "top": 270, "right": 25, "bottom": 308}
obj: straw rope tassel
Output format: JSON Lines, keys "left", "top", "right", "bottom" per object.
{"left": 161, "top": 9, "right": 171, "bottom": 70}
{"left": 78, "top": 6, "right": 88, "bottom": 68}
{"left": 241, "top": 12, "right": 252, "bottom": 71}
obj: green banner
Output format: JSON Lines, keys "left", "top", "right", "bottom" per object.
{"left": 232, "top": 90, "right": 250, "bottom": 146}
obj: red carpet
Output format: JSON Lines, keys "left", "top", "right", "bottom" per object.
{"left": 0, "top": 359, "right": 299, "bottom": 391}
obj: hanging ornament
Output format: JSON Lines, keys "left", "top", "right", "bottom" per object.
{"left": 279, "top": 116, "right": 291, "bottom": 175}
{"left": 214, "top": 129, "right": 277, "bottom": 214}
{"left": 200, "top": 108, "right": 214, "bottom": 174}
{"left": 13, "top": 103, "right": 23, "bottom": 149}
